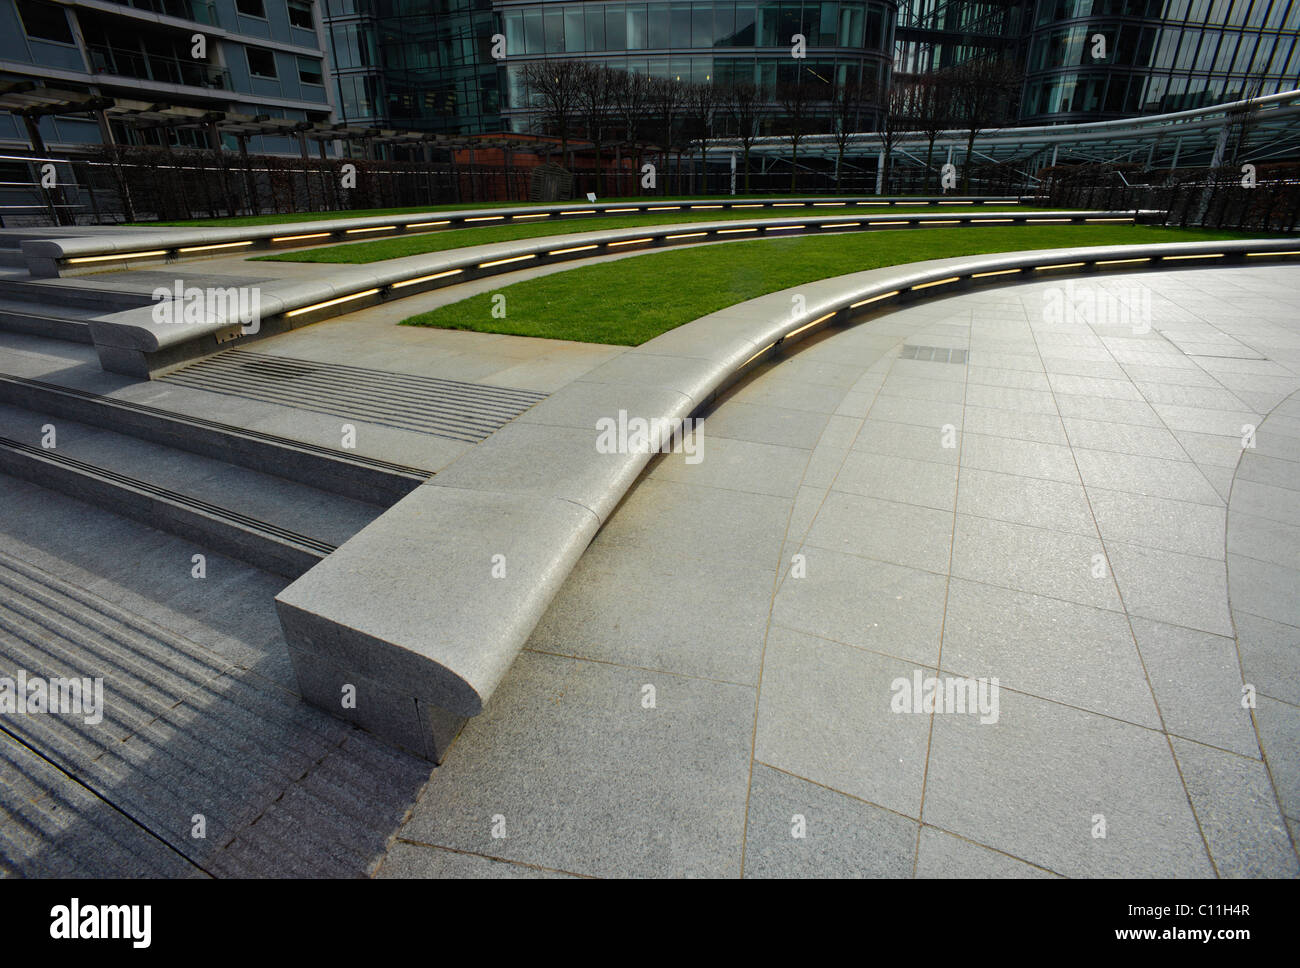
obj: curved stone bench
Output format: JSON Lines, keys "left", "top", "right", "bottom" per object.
{"left": 273, "top": 236, "right": 1300, "bottom": 761}
{"left": 84, "top": 209, "right": 1151, "bottom": 377}
{"left": 22, "top": 195, "right": 1035, "bottom": 277}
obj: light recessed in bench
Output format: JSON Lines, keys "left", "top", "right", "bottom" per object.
{"left": 67, "top": 250, "right": 168, "bottom": 264}
{"left": 285, "top": 288, "right": 380, "bottom": 317}
{"left": 178, "top": 241, "right": 255, "bottom": 253}
{"left": 391, "top": 269, "right": 462, "bottom": 288}
{"left": 548, "top": 244, "right": 599, "bottom": 255}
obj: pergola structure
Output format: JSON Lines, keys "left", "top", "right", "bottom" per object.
{"left": 711, "top": 88, "right": 1300, "bottom": 190}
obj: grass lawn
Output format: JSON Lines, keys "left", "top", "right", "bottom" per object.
{"left": 141, "top": 195, "right": 867, "bottom": 227}
{"left": 401, "top": 224, "right": 1260, "bottom": 345}
{"left": 257, "top": 205, "right": 1055, "bottom": 264}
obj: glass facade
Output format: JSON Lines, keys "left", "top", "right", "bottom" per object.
{"left": 317, "top": 0, "right": 1300, "bottom": 136}
{"left": 1022, "top": 0, "right": 1300, "bottom": 121}
{"left": 497, "top": 1, "right": 898, "bottom": 133}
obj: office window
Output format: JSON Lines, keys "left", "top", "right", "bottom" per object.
{"left": 247, "top": 46, "right": 278, "bottom": 78}
{"left": 298, "top": 56, "right": 323, "bottom": 85}
{"left": 545, "top": 7, "right": 564, "bottom": 52}
{"left": 565, "top": 7, "right": 583, "bottom": 51}
{"left": 16, "top": 0, "right": 74, "bottom": 44}
{"left": 606, "top": 5, "right": 626, "bottom": 49}
{"left": 670, "top": 4, "right": 692, "bottom": 46}
{"left": 289, "top": 0, "right": 314, "bottom": 29}
{"left": 237, "top": 0, "right": 266, "bottom": 17}
{"left": 586, "top": 6, "right": 605, "bottom": 49}
{"left": 627, "top": 5, "right": 648, "bottom": 48}
{"left": 649, "top": 5, "right": 670, "bottom": 46}
{"left": 523, "top": 9, "right": 543, "bottom": 53}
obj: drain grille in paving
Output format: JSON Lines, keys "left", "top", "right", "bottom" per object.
{"left": 900, "top": 344, "right": 968, "bottom": 364}
{"left": 162, "top": 349, "right": 546, "bottom": 443}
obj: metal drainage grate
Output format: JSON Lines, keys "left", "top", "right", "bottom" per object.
{"left": 162, "top": 349, "right": 547, "bottom": 443}
{"left": 900, "top": 345, "right": 968, "bottom": 364}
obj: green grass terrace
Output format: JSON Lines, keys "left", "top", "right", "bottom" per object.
{"left": 400, "top": 224, "right": 1265, "bottom": 345}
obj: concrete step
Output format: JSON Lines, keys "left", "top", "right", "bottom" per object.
{"left": 0, "top": 297, "right": 95, "bottom": 343}
{"left": 0, "top": 276, "right": 153, "bottom": 313}
{"left": 0, "top": 402, "right": 388, "bottom": 577}
{"left": 0, "top": 373, "right": 430, "bottom": 503}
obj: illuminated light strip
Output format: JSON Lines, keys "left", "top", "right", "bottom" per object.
{"left": 872, "top": 221, "right": 908, "bottom": 226}
{"left": 603, "top": 207, "right": 638, "bottom": 213}
{"left": 466, "top": 215, "right": 505, "bottom": 222}
{"left": 691, "top": 204, "right": 723, "bottom": 209}
{"left": 285, "top": 288, "right": 380, "bottom": 317}
{"left": 1034, "top": 262, "right": 1087, "bottom": 270}
{"left": 773, "top": 202, "right": 804, "bottom": 207}
{"left": 1085, "top": 217, "right": 1134, "bottom": 222}
{"left": 939, "top": 201, "right": 974, "bottom": 204}
{"left": 718, "top": 227, "right": 758, "bottom": 234}
{"left": 1095, "top": 257, "right": 1151, "bottom": 265}
{"left": 1247, "top": 250, "right": 1300, "bottom": 256}
{"left": 973, "top": 219, "right": 1014, "bottom": 223}
{"left": 67, "top": 250, "right": 168, "bottom": 264}
{"left": 972, "top": 268, "right": 1022, "bottom": 278}
{"left": 271, "top": 232, "right": 330, "bottom": 242}
{"left": 731, "top": 203, "right": 762, "bottom": 208}
{"left": 479, "top": 254, "right": 537, "bottom": 268}
{"left": 858, "top": 201, "right": 890, "bottom": 205}
{"left": 178, "top": 241, "right": 254, "bottom": 253}
{"left": 407, "top": 220, "right": 450, "bottom": 228}
{"left": 767, "top": 224, "right": 805, "bottom": 230}
{"left": 812, "top": 202, "right": 842, "bottom": 206}
{"left": 1163, "top": 253, "right": 1223, "bottom": 260}
{"left": 822, "top": 221, "right": 861, "bottom": 228}
{"left": 912, "top": 276, "right": 961, "bottom": 290}
{"left": 741, "top": 343, "right": 776, "bottom": 368}
{"left": 345, "top": 225, "right": 397, "bottom": 234}
{"left": 548, "top": 244, "right": 599, "bottom": 255}
{"left": 922, "top": 219, "right": 960, "bottom": 225}
{"left": 850, "top": 290, "right": 900, "bottom": 308}
{"left": 511, "top": 213, "right": 549, "bottom": 219}
{"left": 561, "top": 209, "right": 596, "bottom": 215}
{"left": 787, "top": 311, "right": 837, "bottom": 339}
{"left": 608, "top": 237, "right": 654, "bottom": 247}
{"left": 665, "top": 232, "right": 707, "bottom": 240}
{"left": 391, "top": 269, "right": 463, "bottom": 288}
{"left": 1030, "top": 218, "right": 1072, "bottom": 223}
{"left": 648, "top": 205, "right": 680, "bottom": 210}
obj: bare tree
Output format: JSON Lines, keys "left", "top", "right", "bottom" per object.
{"left": 868, "top": 77, "right": 916, "bottom": 195}
{"left": 575, "top": 62, "right": 617, "bottom": 195}
{"left": 913, "top": 72, "right": 956, "bottom": 188}
{"left": 949, "top": 57, "right": 1022, "bottom": 193}
{"left": 521, "top": 59, "right": 584, "bottom": 166}
{"left": 650, "top": 76, "right": 688, "bottom": 194}
{"left": 829, "top": 78, "right": 872, "bottom": 192}
{"left": 724, "top": 81, "right": 764, "bottom": 193}
{"left": 610, "top": 69, "right": 654, "bottom": 193}
{"left": 685, "top": 79, "right": 722, "bottom": 195}
{"left": 777, "top": 81, "right": 823, "bottom": 192}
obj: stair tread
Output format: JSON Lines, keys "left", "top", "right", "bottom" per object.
{"left": 0, "top": 402, "right": 384, "bottom": 548}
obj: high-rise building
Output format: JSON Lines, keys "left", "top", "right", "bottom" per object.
{"left": 1022, "top": 0, "right": 1300, "bottom": 123}
{"left": 0, "top": 0, "right": 336, "bottom": 153}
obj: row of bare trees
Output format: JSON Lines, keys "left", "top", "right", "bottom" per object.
{"left": 519, "top": 56, "right": 1024, "bottom": 195}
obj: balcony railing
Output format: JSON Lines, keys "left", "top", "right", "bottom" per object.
{"left": 101, "top": 0, "right": 220, "bottom": 27}
{"left": 87, "top": 44, "right": 232, "bottom": 90}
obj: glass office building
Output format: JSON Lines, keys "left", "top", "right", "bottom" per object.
{"left": 317, "top": 0, "right": 1300, "bottom": 135}
{"left": 495, "top": 2, "right": 898, "bottom": 131}
{"left": 1022, "top": 0, "right": 1300, "bottom": 122}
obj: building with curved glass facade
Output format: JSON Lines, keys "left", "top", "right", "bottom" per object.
{"left": 495, "top": 1, "right": 898, "bottom": 133}
{"left": 1022, "top": 0, "right": 1300, "bottom": 122}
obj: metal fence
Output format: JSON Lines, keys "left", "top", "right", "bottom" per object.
{"left": 1041, "top": 162, "right": 1300, "bottom": 233}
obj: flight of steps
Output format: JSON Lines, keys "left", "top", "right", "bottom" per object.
{"left": 0, "top": 271, "right": 152, "bottom": 344}
{"left": 0, "top": 374, "right": 431, "bottom": 579}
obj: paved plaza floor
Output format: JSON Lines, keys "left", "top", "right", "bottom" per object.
{"left": 2, "top": 262, "right": 1297, "bottom": 877}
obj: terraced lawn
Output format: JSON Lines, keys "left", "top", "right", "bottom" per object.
{"left": 400, "top": 224, "right": 1260, "bottom": 345}
{"left": 255, "top": 204, "right": 1056, "bottom": 264}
